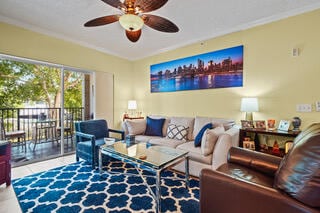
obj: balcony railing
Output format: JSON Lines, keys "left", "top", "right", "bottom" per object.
{"left": 0, "top": 107, "right": 84, "bottom": 143}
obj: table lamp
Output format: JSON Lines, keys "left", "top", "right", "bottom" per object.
{"left": 240, "top": 97, "right": 259, "bottom": 121}
{"left": 128, "top": 100, "right": 137, "bottom": 117}
{"left": 128, "top": 100, "right": 137, "bottom": 110}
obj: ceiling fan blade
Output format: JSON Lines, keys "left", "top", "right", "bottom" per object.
{"left": 143, "top": 14, "right": 179, "bottom": 33}
{"left": 101, "top": 0, "right": 125, "bottom": 10}
{"left": 84, "top": 15, "right": 119, "bottom": 27}
{"left": 134, "top": 0, "right": 168, "bottom": 13}
{"left": 126, "top": 29, "right": 142, "bottom": 42}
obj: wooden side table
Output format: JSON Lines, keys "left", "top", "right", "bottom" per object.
{"left": 239, "top": 128, "right": 300, "bottom": 157}
{"left": 122, "top": 114, "right": 144, "bottom": 121}
{"left": 0, "top": 141, "right": 11, "bottom": 186}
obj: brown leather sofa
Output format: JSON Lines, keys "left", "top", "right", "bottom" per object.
{"left": 200, "top": 123, "right": 320, "bottom": 213}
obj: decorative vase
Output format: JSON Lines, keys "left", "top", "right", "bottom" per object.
{"left": 292, "top": 117, "right": 301, "bottom": 131}
{"left": 126, "top": 134, "right": 135, "bottom": 146}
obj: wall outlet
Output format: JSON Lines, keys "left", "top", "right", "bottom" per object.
{"left": 296, "top": 104, "right": 312, "bottom": 112}
{"left": 316, "top": 101, "right": 320, "bottom": 112}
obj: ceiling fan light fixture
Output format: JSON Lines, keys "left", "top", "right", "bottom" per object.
{"left": 119, "top": 14, "right": 144, "bottom": 31}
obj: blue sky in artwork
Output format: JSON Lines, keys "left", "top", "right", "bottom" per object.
{"left": 150, "top": 45, "right": 243, "bottom": 75}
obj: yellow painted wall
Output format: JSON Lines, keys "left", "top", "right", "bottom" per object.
{"left": 1, "top": 9, "right": 320, "bottom": 130}
{"left": 0, "top": 22, "right": 133, "bottom": 128}
{"left": 132, "top": 9, "right": 320, "bottom": 129}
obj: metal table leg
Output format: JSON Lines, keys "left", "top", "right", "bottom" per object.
{"left": 99, "top": 148, "right": 102, "bottom": 173}
{"left": 155, "top": 170, "right": 161, "bottom": 213}
{"left": 185, "top": 156, "right": 189, "bottom": 188}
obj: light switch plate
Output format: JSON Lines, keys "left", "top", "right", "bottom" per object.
{"left": 316, "top": 101, "right": 320, "bottom": 112}
{"left": 296, "top": 104, "right": 312, "bottom": 112}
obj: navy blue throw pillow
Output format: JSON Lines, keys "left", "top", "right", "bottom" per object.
{"left": 145, "top": 116, "right": 165, "bottom": 137}
{"left": 194, "top": 123, "right": 213, "bottom": 147}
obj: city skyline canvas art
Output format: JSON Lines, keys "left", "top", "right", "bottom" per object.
{"left": 150, "top": 45, "right": 244, "bottom": 93}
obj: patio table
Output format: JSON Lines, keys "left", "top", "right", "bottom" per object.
{"left": 31, "top": 119, "right": 57, "bottom": 150}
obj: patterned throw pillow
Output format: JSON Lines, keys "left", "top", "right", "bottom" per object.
{"left": 166, "top": 124, "right": 189, "bottom": 141}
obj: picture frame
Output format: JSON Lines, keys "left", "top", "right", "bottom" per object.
{"left": 241, "top": 120, "right": 254, "bottom": 129}
{"left": 243, "top": 141, "right": 255, "bottom": 151}
{"left": 254, "top": 120, "right": 266, "bottom": 130}
{"left": 278, "top": 120, "right": 290, "bottom": 131}
{"left": 243, "top": 137, "right": 251, "bottom": 141}
{"left": 267, "top": 119, "right": 276, "bottom": 130}
{"left": 250, "top": 141, "right": 256, "bottom": 151}
{"left": 150, "top": 45, "right": 243, "bottom": 93}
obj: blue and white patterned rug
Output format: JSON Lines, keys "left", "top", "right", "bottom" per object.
{"left": 12, "top": 159, "right": 199, "bottom": 213}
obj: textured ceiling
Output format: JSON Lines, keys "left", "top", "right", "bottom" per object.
{"left": 0, "top": 0, "right": 320, "bottom": 60}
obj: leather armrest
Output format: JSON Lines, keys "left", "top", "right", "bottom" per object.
{"left": 200, "top": 168, "right": 317, "bottom": 213}
{"left": 228, "top": 147, "right": 282, "bottom": 176}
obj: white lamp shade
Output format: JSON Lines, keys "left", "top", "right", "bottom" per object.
{"left": 128, "top": 100, "right": 137, "bottom": 110}
{"left": 240, "top": 98, "right": 259, "bottom": 112}
{"left": 119, "top": 14, "right": 144, "bottom": 31}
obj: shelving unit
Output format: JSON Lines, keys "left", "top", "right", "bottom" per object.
{"left": 239, "top": 128, "right": 300, "bottom": 157}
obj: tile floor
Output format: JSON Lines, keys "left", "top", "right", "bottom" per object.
{"left": 0, "top": 154, "right": 76, "bottom": 213}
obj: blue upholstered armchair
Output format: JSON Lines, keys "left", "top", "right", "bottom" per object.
{"left": 75, "top": 119, "right": 124, "bottom": 168}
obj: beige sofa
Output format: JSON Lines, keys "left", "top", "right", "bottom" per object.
{"left": 122, "top": 115, "right": 239, "bottom": 177}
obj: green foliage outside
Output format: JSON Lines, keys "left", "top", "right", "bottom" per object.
{"left": 0, "top": 59, "right": 82, "bottom": 109}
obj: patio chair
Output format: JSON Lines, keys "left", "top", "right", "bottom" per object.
{"left": 57, "top": 115, "right": 74, "bottom": 146}
{"left": 0, "top": 118, "right": 26, "bottom": 152}
{"left": 75, "top": 119, "right": 124, "bottom": 168}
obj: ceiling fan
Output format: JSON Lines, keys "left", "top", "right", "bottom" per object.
{"left": 84, "top": 0, "right": 179, "bottom": 42}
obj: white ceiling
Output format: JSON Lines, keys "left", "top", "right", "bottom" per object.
{"left": 0, "top": 0, "right": 320, "bottom": 61}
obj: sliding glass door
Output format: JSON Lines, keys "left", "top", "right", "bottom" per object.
{"left": 0, "top": 55, "right": 91, "bottom": 166}
{"left": 61, "top": 69, "right": 85, "bottom": 155}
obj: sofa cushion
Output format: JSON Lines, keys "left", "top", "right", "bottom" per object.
{"left": 194, "top": 123, "right": 213, "bottom": 147}
{"left": 148, "top": 138, "right": 186, "bottom": 148}
{"left": 166, "top": 124, "right": 189, "bottom": 141}
{"left": 126, "top": 119, "right": 146, "bottom": 135}
{"left": 201, "top": 125, "right": 225, "bottom": 156}
{"left": 169, "top": 116, "right": 195, "bottom": 141}
{"left": 274, "top": 126, "right": 320, "bottom": 208}
{"left": 177, "top": 142, "right": 212, "bottom": 165}
{"left": 77, "top": 138, "right": 105, "bottom": 154}
{"left": 193, "top": 116, "right": 235, "bottom": 138}
{"left": 135, "top": 135, "right": 162, "bottom": 143}
{"left": 145, "top": 116, "right": 165, "bottom": 137}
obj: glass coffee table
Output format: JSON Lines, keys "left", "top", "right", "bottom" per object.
{"left": 99, "top": 140, "right": 189, "bottom": 213}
